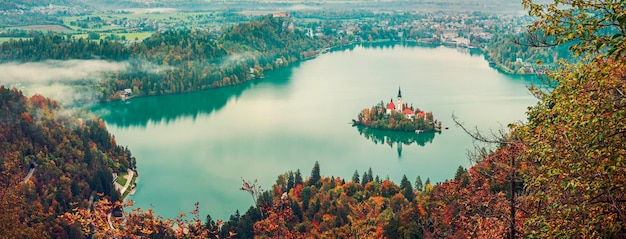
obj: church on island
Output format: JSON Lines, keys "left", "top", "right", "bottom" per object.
{"left": 353, "top": 87, "right": 442, "bottom": 133}
{"left": 385, "top": 87, "right": 427, "bottom": 120}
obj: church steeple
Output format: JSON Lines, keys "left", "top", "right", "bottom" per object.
{"left": 396, "top": 86, "right": 403, "bottom": 112}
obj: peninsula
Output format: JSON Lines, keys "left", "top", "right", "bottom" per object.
{"left": 352, "top": 87, "right": 442, "bottom": 133}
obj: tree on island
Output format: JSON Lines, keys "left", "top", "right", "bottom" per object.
{"left": 354, "top": 103, "right": 439, "bottom": 132}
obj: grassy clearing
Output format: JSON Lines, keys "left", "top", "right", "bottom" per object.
{"left": 116, "top": 172, "right": 128, "bottom": 186}
{"left": 118, "top": 32, "right": 153, "bottom": 40}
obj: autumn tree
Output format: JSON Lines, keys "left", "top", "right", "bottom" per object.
{"left": 516, "top": 0, "right": 626, "bottom": 238}
{"left": 0, "top": 87, "right": 135, "bottom": 238}
{"left": 516, "top": 58, "right": 626, "bottom": 238}
{"left": 64, "top": 199, "right": 232, "bottom": 239}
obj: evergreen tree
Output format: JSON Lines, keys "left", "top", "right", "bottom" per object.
{"left": 291, "top": 199, "right": 303, "bottom": 222}
{"left": 415, "top": 175, "right": 423, "bottom": 192}
{"left": 301, "top": 186, "right": 311, "bottom": 211}
{"left": 361, "top": 170, "right": 368, "bottom": 185}
{"left": 294, "top": 169, "right": 303, "bottom": 186}
{"left": 425, "top": 177, "right": 431, "bottom": 186}
{"left": 352, "top": 170, "right": 360, "bottom": 183}
{"left": 454, "top": 165, "right": 467, "bottom": 180}
{"left": 400, "top": 175, "right": 414, "bottom": 201}
{"left": 383, "top": 216, "right": 401, "bottom": 239}
{"left": 205, "top": 214, "right": 218, "bottom": 238}
{"left": 287, "top": 171, "right": 295, "bottom": 190}
{"left": 309, "top": 161, "right": 321, "bottom": 187}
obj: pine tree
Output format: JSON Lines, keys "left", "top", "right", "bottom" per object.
{"left": 361, "top": 170, "right": 368, "bottom": 185}
{"left": 400, "top": 175, "right": 413, "bottom": 201}
{"left": 454, "top": 165, "right": 467, "bottom": 180}
{"left": 309, "top": 161, "right": 320, "bottom": 187}
{"left": 352, "top": 170, "right": 360, "bottom": 183}
{"left": 287, "top": 171, "right": 295, "bottom": 190}
{"left": 294, "top": 169, "right": 303, "bottom": 186}
{"left": 415, "top": 176, "right": 423, "bottom": 191}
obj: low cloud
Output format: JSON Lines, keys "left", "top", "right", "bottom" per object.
{"left": 0, "top": 59, "right": 129, "bottom": 105}
{"left": 220, "top": 52, "right": 261, "bottom": 69}
{"left": 0, "top": 59, "right": 129, "bottom": 84}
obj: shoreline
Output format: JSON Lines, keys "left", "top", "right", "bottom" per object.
{"left": 64, "top": 40, "right": 538, "bottom": 108}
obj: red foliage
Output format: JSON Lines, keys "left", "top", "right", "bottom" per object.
{"left": 29, "top": 94, "right": 48, "bottom": 109}
{"left": 22, "top": 112, "right": 32, "bottom": 124}
{"left": 292, "top": 184, "right": 303, "bottom": 200}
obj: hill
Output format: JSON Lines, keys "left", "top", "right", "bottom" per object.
{"left": 0, "top": 86, "right": 135, "bottom": 238}
{"left": 0, "top": 15, "right": 324, "bottom": 102}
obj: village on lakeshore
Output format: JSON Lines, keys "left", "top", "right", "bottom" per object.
{"left": 352, "top": 87, "right": 444, "bottom": 133}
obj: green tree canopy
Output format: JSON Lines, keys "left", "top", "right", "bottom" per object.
{"left": 523, "top": 0, "right": 626, "bottom": 59}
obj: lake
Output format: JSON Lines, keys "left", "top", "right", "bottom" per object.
{"left": 91, "top": 42, "right": 539, "bottom": 220}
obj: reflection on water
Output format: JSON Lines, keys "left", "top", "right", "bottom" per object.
{"left": 92, "top": 42, "right": 540, "bottom": 220}
{"left": 355, "top": 125, "right": 439, "bottom": 158}
{"left": 90, "top": 63, "right": 298, "bottom": 128}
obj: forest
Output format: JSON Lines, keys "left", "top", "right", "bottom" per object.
{"left": 0, "top": 86, "right": 135, "bottom": 238}
{"left": 0, "top": 15, "right": 325, "bottom": 102}
{"left": 1, "top": 0, "right": 625, "bottom": 238}
{"left": 485, "top": 33, "right": 574, "bottom": 74}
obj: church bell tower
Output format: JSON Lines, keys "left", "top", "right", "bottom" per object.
{"left": 397, "top": 86, "right": 403, "bottom": 112}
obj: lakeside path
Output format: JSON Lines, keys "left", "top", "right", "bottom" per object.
{"left": 114, "top": 168, "right": 135, "bottom": 196}
{"left": 109, "top": 169, "right": 134, "bottom": 229}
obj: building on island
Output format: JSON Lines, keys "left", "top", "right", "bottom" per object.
{"left": 386, "top": 87, "right": 424, "bottom": 120}
{"left": 386, "top": 87, "right": 405, "bottom": 114}
{"left": 353, "top": 87, "right": 441, "bottom": 133}
{"left": 385, "top": 98, "right": 395, "bottom": 114}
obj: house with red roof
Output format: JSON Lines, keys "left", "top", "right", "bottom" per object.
{"left": 386, "top": 99, "right": 396, "bottom": 114}
{"left": 403, "top": 108, "right": 415, "bottom": 119}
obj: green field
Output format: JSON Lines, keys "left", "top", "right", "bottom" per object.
{"left": 0, "top": 37, "right": 32, "bottom": 43}
{"left": 117, "top": 32, "right": 154, "bottom": 40}
{"left": 10, "top": 24, "right": 71, "bottom": 32}
{"left": 62, "top": 11, "right": 219, "bottom": 32}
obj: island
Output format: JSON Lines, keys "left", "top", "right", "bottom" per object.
{"left": 352, "top": 87, "right": 443, "bottom": 133}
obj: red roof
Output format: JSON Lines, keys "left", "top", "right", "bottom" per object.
{"left": 417, "top": 112, "right": 426, "bottom": 117}
{"left": 403, "top": 108, "right": 414, "bottom": 115}
{"left": 386, "top": 102, "right": 395, "bottom": 109}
